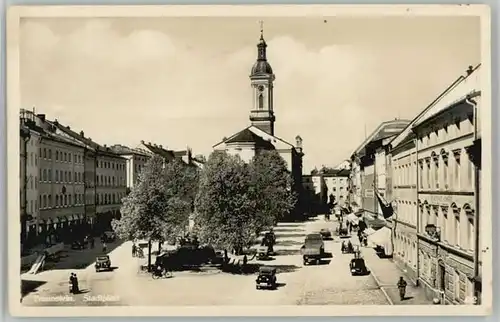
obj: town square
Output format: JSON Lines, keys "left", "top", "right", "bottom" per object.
{"left": 15, "top": 10, "right": 487, "bottom": 308}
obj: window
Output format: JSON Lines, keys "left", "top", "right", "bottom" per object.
{"left": 43, "top": 148, "right": 47, "bottom": 159}
{"left": 69, "top": 154, "right": 72, "bottom": 162}
{"left": 454, "top": 150, "right": 461, "bottom": 190}
{"left": 48, "top": 149, "right": 52, "bottom": 159}
{"left": 419, "top": 161, "right": 424, "bottom": 189}
{"left": 42, "top": 169, "right": 47, "bottom": 181}
{"left": 48, "top": 169, "right": 52, "bottom": 182}
{"left": 64, "top": 195, "right": 67, "bottom": 206}
{"left": 464, "top": 205, "right": 474, "bottom": 251}
{"left": 43, "top": 195, "right": 47, "bottom": 208}
{"left": 467, "top": 156, "right": 474, "bottom": 188}
{"left": 69, "top": 172, "right": 72, "bottom": 182}
{"left": 442, "top": 150, "right": 449, "bottom": 189}
{"left": 454, "top": 270, "right": 461, "bottom": 301}
{"left": 441, "top": 206, "right": 448, "bottom": 243}
{"left": 69, "top": 194, "right": 72, "bottom": 205}
{"left": 55, "top": 170, "right": 59, "bottom": 182}
{"left": 258, "top": 94, "right": 264, "bottom": 109}
{"left": 452, "top": 204, "right": 461, "bottom": 247}
{"left": 56, "top": 151, "right": 59, "bottom": 161}
{"left": 426, "top": 159, "right": 431, "bottom": 189}
{"left": 55, "top": 195, "right": 59, "bottom": 207}
{"left": 48, "top": 194, "right": 52, "bottom": 207}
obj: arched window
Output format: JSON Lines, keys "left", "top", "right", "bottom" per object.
{"left": 43, "top": 169, "right": 47, "bottom": 181}
{"left": 55, "top": 195, "right": 59, "bottom": 207}
{"left": 258, "top": 94, "right": 264, "bottom": 109}
{"left": 43, "top": 195, "right": 47, "bottom": 208}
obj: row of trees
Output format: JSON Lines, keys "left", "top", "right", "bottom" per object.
{"left": 112, "top": 149, "right": 297, "bottom": 269}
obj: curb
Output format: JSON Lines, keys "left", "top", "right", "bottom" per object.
{"left": 365, "top": 263, "right": 394, "bottom": 305}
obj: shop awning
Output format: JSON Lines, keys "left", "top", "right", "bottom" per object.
{"left": 367, "top": 226, "right": 391, "bottom": 247}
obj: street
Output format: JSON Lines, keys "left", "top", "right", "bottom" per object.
{"left": 22, "top": 215, "right": 392, "bottom": 306}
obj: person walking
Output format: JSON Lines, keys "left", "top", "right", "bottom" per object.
{"left": 102, "top": 242, "right": 107, "bottom": 253}
{"left": 397, "top": 276, "right": 408, "bottom": 301}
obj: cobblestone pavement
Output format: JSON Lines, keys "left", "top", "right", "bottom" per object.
{"left": 22, "top": 215, "right": 391, "bottom": 306}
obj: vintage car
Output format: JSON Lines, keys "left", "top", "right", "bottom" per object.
{"left": 301, "top": 233, "right": 325, "bottom": 265}
{"left": 350, "top": 258, "right": 368, "bottom": 276}
{"left": 255, "top": 266, "right": 277, "bottom": 290}
{"left": 319, "top": 228, "right": 332, "bottom": 240}
{"left": 95, "top": 255, "right": 111, "bottom": 272}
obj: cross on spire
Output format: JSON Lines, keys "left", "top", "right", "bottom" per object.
{"left": 259, "top": 20, "right": 264, "bottom": 39}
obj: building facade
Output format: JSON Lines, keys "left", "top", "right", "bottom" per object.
{"left": 110, "top": 144, "right": 152, "bottom": 190}
{"left": 412, "top": 64, "right": 481, "bottom": 305}
{"left": 20, "top": 110, "right": 89, "bottom": 247}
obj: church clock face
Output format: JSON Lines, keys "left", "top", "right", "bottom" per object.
{"left": 258, "top": 85, "right": 265, "bottom": 92}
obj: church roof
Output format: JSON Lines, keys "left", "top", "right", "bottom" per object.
{"left": 213, "top": 126, "right": 295, "bottom": 150}
{"left": 225, "top": 128, "right": 275, "bottom": 148}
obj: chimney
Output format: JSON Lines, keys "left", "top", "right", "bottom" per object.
{"left": 140, "top": 140, "right": 145, "bottom": 144}
{"left": 104, "top": 144, "right": 107, "bottom": 148}
{"left": 37, "top": 114, "right": 46, "bottom": 122}
{"left": 80, "top": 131, "right": 84, "bottom": 137}
{"left": 148, "top": 142, "right": 151, "bottom": 145}
{"left": 159, "top": 145, "right": 163, "bottom": 149}
{"left": 466, "top": 65, "right": 474, "bottom": 75}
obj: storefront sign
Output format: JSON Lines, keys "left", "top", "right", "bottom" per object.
{"left": 428, "top": 194, "right": 453, "bottom": 205}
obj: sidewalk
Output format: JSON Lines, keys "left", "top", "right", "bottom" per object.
{"left": 360, "top": 243, "right": 431, "bottom": 305}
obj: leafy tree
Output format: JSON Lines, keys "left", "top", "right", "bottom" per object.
{"left": 249, "top": 150, "right": 297, "bottom": 234}
{"left": 194, "top": 151, "right": 257, "bottom": 254}
{"left": 112, "top": 155, "right": 195, "bottom": 270}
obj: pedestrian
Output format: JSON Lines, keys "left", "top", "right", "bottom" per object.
{"left": 73, "top": 273, "right": 80, "bottom": 294}
{"left": 90, "top": 237, "right": 95, "bottom": 249}
{"left": 397, "top": 276, "right": 408, "bottom": 301}
{"left": 132, "top": 243, "right": 136, "bottom": 257}
{"left": 102, "top": 242, "right": 107, "bottom": 253}
{"left": 69, "top": 273, "right": 75, "bottom": 294}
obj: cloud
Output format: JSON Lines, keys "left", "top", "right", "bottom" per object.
{"left": 19, "top": 18, "right": 480, "bottom": 172}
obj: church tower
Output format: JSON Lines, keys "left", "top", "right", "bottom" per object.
{"left": 249, "top": 22, "right": 275, "bottom": 136}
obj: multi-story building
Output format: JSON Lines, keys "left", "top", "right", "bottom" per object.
{"left": 19, "top": 124, "right": 30, "bottom": 250}
{"left": 51, "top": 123, "right": 128, "bottom": 234}
{"left": 94, "top": 147, "right": 127, "bottom": 233}
{"left": 20, "top": 111, "right": 88, "bottom": 246}
{"left": 302, "top": 168, "right": 350, "bottom": 214}
{"left": 349, "top": 120, "right": 410, "bottom": 215}
{"left": 412, "top": 64, "right": 481, "bottom": 305}
{"left": 110, "top": 144, "right": 152, "bottom": 191}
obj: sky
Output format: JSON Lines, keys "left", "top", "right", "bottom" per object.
{"left": 19, "top": 16, "right": 480, "bottom": 173}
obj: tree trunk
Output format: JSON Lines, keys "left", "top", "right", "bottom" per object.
{"left": 158, "top": 241, "right": 162, "bottom": 254}
{"left": 147, "top": 239, "right": 152, "bottom": 272}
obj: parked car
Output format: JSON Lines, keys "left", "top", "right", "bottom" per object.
{"left": 301, "top": 233, "right": 325, "bottom": 265}
{"left": 350, "top": 258, "right": 368, "bottom": 276}
{"left": 95, "top": 255, "right": 111, "bottom": 272}
{"left": 255, "top": 266, "right": 277, "bottom": 290}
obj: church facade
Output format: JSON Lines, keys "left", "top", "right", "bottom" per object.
{"left": 213, "top": 28, "right": 304, "bottom": 213}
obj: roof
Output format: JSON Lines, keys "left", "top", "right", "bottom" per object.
{"left": 213, "top": 126, "right": 295, "bottom": 150}
{"left": 110, "top": 144, "right": 152, "bottom": 157}
{"left": 50, "top": 120, "right": 125, "bottom": 159}
{"left": 352, "top": 119, "right": 410, "bottom": 157}
{"left": 141, "top": 142, "right": 176, "bottom": 161}
{"left": 390, "top": 64, "right": 480, "bottom": 150}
